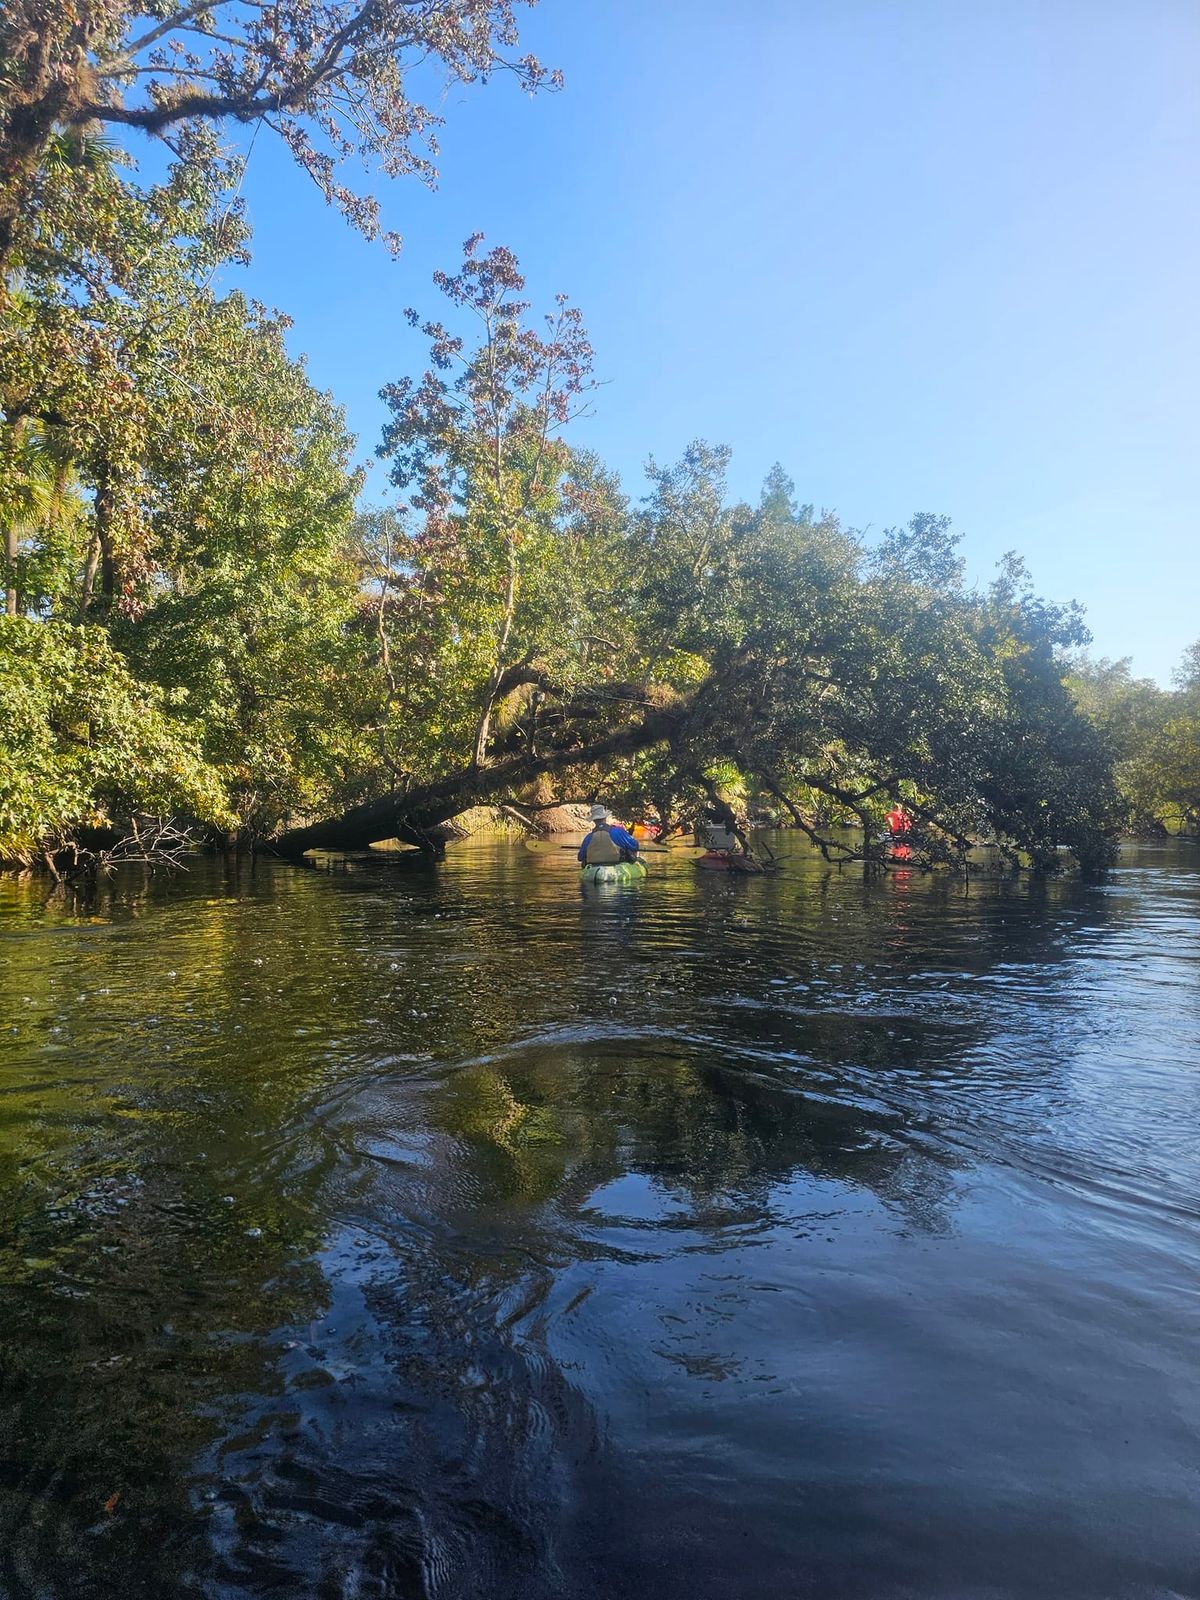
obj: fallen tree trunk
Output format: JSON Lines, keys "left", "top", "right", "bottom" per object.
{"left": 270, "top": 703, "right": 686, "bottom": 857}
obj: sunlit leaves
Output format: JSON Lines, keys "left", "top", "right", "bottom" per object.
{"left": 0, "top": 619, "right": 230, "bottom": 863}
{"left": 0, "top": 0, "right": 556, "bottom": 265}
{"left": 1071, "top": 644, "right": 1200, "bottom": 837}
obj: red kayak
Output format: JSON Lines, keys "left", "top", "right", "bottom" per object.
{"left": 695, "top": 851, "right": 765, "bottom": 874}
{"left": 696, "top": 851, "right": 731, "bottom": 870}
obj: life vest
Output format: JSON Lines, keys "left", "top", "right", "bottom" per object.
{"left": 886, "top": 807, "right": 913, "bottom": 836}
{"left": 585, "top": 824, "right": 623, "bottom": 864}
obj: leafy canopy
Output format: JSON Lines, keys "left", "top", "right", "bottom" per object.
{"left": 0, "top": 0, "right": 555, "bottom": 265}
{"left": 278, "top": 241, "right": 1123, "bottom": 873}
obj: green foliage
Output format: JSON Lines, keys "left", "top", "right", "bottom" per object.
{"left": 0, "top": 619, "right": 229, "bottom": 863}
{"left": 1, "top": 121, "right": 372, "bottom": 856}
{"left": 1, "top": 0, "right": 554, "bottom": 271}
{"left": 240, "top": 241, "right": 1114, "bottom": 872}
{"left": 377, "top": 235, "right": 604, "bottom": 768}
{"left": 105, "top": 316, "right": 368, "bottom": 837}
{"left": 0, "top": 130, "right": 1132, "bottom": 876}
{"left": 1069, "top": 648, "right": 1200, "bottom": 837}
{"left": 660, "top": 483, "right": 1120, "bottom": 870}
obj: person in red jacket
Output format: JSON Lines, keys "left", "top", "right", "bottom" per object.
{"left": 885, "top": 804, "right": 913, "bottom": 837}
{"left": 885, "top": 804, "right": 914, "bottom": 860}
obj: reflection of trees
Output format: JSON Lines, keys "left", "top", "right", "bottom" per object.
{"left": 422, "top": 846, "right": 1119, "bottom": 1241}
{"left": 0, "top": 865, "right": 353, "bottom": 1596}
{"left": 436, "top": 1040, "right": 954, "bottom": 1235}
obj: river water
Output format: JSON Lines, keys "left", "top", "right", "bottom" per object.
{"left": 2, "top": 838, "right": 1199, "bottom": 1599}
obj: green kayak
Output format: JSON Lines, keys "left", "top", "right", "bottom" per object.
{"left": 580, "top": 860, "right": 648, "bottom": 885}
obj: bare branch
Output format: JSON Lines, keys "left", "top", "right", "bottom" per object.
{"left": 100, "top": 1, "right": 231, "bottom": 75}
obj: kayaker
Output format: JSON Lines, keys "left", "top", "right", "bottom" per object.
{"left": 885, "top": 804, "right": 914, "bottom": 838}
{"left": 885, "top": 803, "right": 914, "bottom": 861}
{"left": 578, "top": 805, "right": 641, "bottom": 867}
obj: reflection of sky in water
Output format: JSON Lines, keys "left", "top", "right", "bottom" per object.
{"left": 1, "top": 838, "right": 1198, "bottom": 1598}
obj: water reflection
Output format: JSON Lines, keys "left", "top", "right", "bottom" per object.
{"left": 1, "top": 840, "right": 1198, "bottom": 1597}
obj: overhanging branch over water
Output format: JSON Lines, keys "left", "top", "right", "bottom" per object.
{"left": 270, "top": 703, "right": 686, "bottom": 856}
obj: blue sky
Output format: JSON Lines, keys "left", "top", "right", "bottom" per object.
{"left": 160, "top": 0, "right": 1199, "bottom": 683}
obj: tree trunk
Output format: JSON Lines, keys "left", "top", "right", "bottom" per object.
{"left": 93, "top": 458, "right": 115, "bottom": 605}
{"left": 471, "top": 535, "right": 519, "bottom": 768}
{"left": 4, "top": 414, "right": 31, "bottom": 616}
{"left": 0, "top": 10, "right": 87, "bottom": 276}
{"left": 78, "top": 531, "right": 100, "bottom": 617}
{"left": 271, "top": 703, "right": 686, "bottom": 858}
{"left": 4, "top": 519, "right": 18, "bottom": 616}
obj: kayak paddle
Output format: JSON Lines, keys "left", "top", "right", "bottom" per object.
{"left": 522, "top": 838, "right": 688, "bottom": 855}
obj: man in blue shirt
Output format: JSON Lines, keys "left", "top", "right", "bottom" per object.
{"left": 578, "top": 804, "right": 641, "bottom": 866}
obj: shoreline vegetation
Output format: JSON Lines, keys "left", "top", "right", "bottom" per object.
{"left": 2, "top": 2, "right": 1197, "bottom": 881}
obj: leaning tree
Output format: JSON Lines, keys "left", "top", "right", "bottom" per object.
{"left": 271, "top": 242, "right": 1120, "bottom": 871}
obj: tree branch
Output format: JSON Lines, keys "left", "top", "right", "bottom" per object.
{"left": 100, "top": 1, "right": 232, "bottom": 74}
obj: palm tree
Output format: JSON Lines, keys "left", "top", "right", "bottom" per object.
{"left": 2, "top": 418, "right": 77, "bottom": 617}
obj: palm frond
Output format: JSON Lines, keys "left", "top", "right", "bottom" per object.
{"left": 43, "top": 132, "right": 120, "bottom": 176}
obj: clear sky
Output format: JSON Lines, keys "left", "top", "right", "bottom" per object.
{"left": 182, "top": 0, "right": 1198, "bottom": 684}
